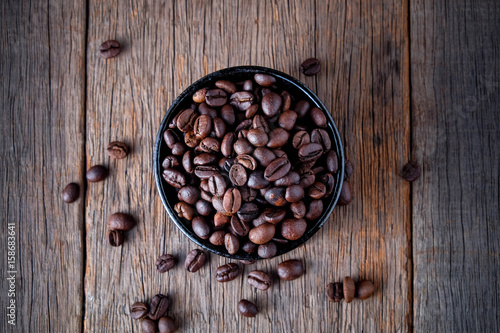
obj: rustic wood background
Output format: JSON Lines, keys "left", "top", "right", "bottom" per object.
{"left": 1, "top": 0, "right": 498, "bottom": 332}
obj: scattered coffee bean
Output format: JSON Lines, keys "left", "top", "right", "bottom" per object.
{"left": 107, "top": 229, "right": 124, "bottom": 247}
{"left": 86, "top": 165, "right": 108, "bottom": 182}
{"left": 344, "top": 159, "right": 354, "bottom": 179}
{"left": 158, "top": 316, "right": 177, "bottom": 333}
{"left": 238, "top": 299, "right": 258, "bottom": 317}
{"left": 185, "top": 249, "right": 207, "bottom": 272}
{"left": 130, "top": 302, "right": 149, "bottom": 320}
{"left": 326, "top": 282, "right": 344, "bottom": 303}
{"left": 338, "top": 180, "right": 353, "bottom": 206}
{"left": 141, "top": 318, "right": 158, "bottom": 333}
{"left": 108, "top": 212, "right": 136, "bottom": 231}
{"left": 401, "top": 160, "right": 420, "bottom": 181}
{"left": 149, "top": 294, "right": 169, "bottom": 320}
{"left": 356, "top": 280, "right": 375, "bottom": 300}
{"left": 216, "top": 263, "right": 240, "bottom": 282}
{"left": 277, "top": 259, "right": 304, "bottom": 281}
{"left": 247, "top": 270, "right": 272, "bottom": 291}
{"left": 62, "top": 182, "right": 80, "bottom": 203}
{"left": 100, "top": 40, "right": 121, "bottom": 59}
{"left": 343, "top": 276, "right": 356, "bottom": 303}
{"left": 300, "top": 58, "right": 321, "bottom": 76}
{"left": 106, "top": 141, "right": 129, "bottom": 159}
{"left": 156, "top": 254, "right": 175, "bottom": 273}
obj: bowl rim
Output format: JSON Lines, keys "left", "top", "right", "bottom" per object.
{"left": 154, "top": 65, "right": 345, "bottom": 260}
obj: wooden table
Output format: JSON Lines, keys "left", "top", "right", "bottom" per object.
{"left": 1, "top": 1, "right": 499, "bottom": 332}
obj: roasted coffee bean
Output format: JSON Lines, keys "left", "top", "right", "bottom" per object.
{"left": 247, "top": 128, "right": 269, "bottom": 147}
{"left": 171, "top": 142, "right": 187, "bottom": 155}
{"left": 401, "top": 160, "right": 420, "bottom": 181}
{"left": 184, "top": 131, "right": 200, "bottom": 148}
{"left": 254, "top": 73, "right": 276, "bottom": 87}
{"left": 221, "top": 132, "right": 236, "bottom": 157}
{"left": 305, "top": 199, "right": 323, "bottom": 221}
{"left": 149, "top": 294, "right": 169, "bottom": 320}
{"left": 195, "top": 199, "right": 212, "bottom": 216}
{"left": 262, "top": 207, "right": 286, "bottom": 224}
{"left": 205, "top": 88, "right": 227, "bottom": 107}
{"left": 213, "top": 117, "right": 227, "bottom": 138}
{"left": 300, "top": 57, "right": 321, "bottom": 76}
{"left": 223, "top": 187, "right": 242, "bottom": 214}
{"left": 234, "top": 138, "right": 254, "bottom": 155}
{"left": 234, "top": 154, "right": 257, "bottom": 170}
{"left": 197, "top": 102, "right": 216, "bottom": 118}
{"left": 216, "top": 80, "right": 237, "bottom": 94}
{"left": 176, "top": 108, "right": 197, "bottom": 132}
{"left": 245, "top": 104, "right": 259, "bottom": 119}
{"left": 326, "top": 150, "right": 339, "bottom": 173}
{"left": 281, "top": 218, "right": 307, "bottom": 240}
{"left": 185, "top": 249, "right": 207, "bottom": 272}
{"left": 108, "top": 213, "right": 136, "bottom": 231}
{"left": 221, "top": 104, "right": 236, "bottom": 125}
{"left": 86, "top": 165, "right": 108, "bottom": 182}
{"left": 247, "top": 170, "right": 271, "bottom": 189}
{"left": 208, "top": 173, "right": 227, "bottom": 197}
{"left": 248, "top": 270, "right": 272, "bottom": 290}
{"left": 141, "top": 318, "right": 158, "bottom": 333}
{"left": 319, "top": 173, "right": 335, "bottom": 197}
{"left": 292, "top": 131, "right": 310, "bottom": 149}
{"left": 267, "top": 128, "right": 289, "bottom": 148}
{"left": 298, "top": 170, "right": 315, "bottom": 188}
{"left": 278, "top": 110, "right": 298, "bottom": 131}
{"left": 311, "top": 128, "right": 331, "bottom": 151}
{"left": 294, "top": 100, "right": 310, "bottom": 118}
{"left": 264, "top": 187, "right": 287, "bottom": 207}
{"left": 106, "top": 141, "right": 129, "bottom": 159}
{"left": 257, "top": 242, "right": 277, "bottom": 259}
{"left": 182, "top": 150, "right": 194, "bottom": 173}
{"left": 177, "top": 186, "right": 199, "bottom": 204}
{"left": 252, "top": 115, "right": 270, "bottom": 133}
{"left": 169, "top": 113, "right": 179, "bottom": 129}
{"left": 130, "top": 302, "right": 149, "bottom": 320}
{"left": 62, "top": 182, "right": 80, "bottom": 203}
{"left": 193, "top": 87, "right": 208, "bottom": 103}
{"left": 274, "top": 171, "right": 300, "bottom": 186}
{"left": 235, "top": 202, "right": 258, "bottom": 223}
{"left": 343, "top": 276, "right": 356, "bottom": 303}
{"left": 242, "top": 241, "right": 258, "bottom": 253}
{"left": 298, "top": 143, "right": 323, "bottom": 162}
{"left": 230, "top": 91, "right": 254, "bottom": 111}
{"left": 212, "top": 196, "right": 227, "bottom": 215}
{"left": 192, "top": 153, "right": 216, "bottom": 166}
{"left": 308, "top": 182, "right": 326, "bottom": 199}
{"left": 216, "top": 263, "right": 240, "bottom": 282}
{"left": 230, "top": 215, "right": 250, "bottom": 237}
{"left": 261, "top": 92, "right": 282, "bottom": 117}
{"left": 240, "top": 186, "right": 257, "bottom": 202}
{"left": 326, "top": 282, "right": 344, "bottom": 303}
{"left": 285, "top": 185, "right": 305, "bottom": 203}
{"left": 193, "top": 114, "right": 212, "bottom": 139}
{"left": 107, "top": 229, "right": 124, "bottom": 247}
{"left": 249, "top": 223, "right": 275, "bottom": 244}
{"left": 174, "top": 202, "right": 195, "bottom": 220}
{"left": 356, "top": 280, "right": 376, "bottom": 300}
{"left": 338, "top": 180, "right": 353, "bottom": 205}
{"left": 310, "top": 107, "right": 327, "bottom": 127}
{"left": 210, "top": 230, "right": 226, "bottom": 246}
{"left": 158, "top": 316, "right": 177, "bottom": 333}
{"left": 162, "top": 155, "right": 180, "bottom": 169}
{"left": 194, "top": 165, "right": 219, "bottom": 179}
{"left": 156, "top": 254, "right": 175, "bottom": 273}
{"left": 192, "top": 216, "right": 211, "bottom": 239}
{"left": 242, "top": 79, "right": 253, "bottom": 91}
{"left": 272, "top": 149, "right": 287, "bottom": 159}
{"left": 252, "top": 148, "right": 275, "bottom": 167}
{"left": 225, "top": 233, "right": 240, "bottom": 255}
{"left": 214, "top": 212, "right": 231, "bottom": 228}
{"left": 99, "top": 40, "right": 121, "bottom": 59}
{"left": 199, "top": 137, "right": 220, "bottom": 153}
{"left": 264, "top": 157, "right": 291, "bottom": 182}
{"left": 290, "top": 201, "right": 306, "bottom": 219}
{"left": 238, "top": 299, "right": 258, "bottom": 317}
{"left": 344, "top": 160, "right": 354, "bottom": 179}
{"left": 229, "top": 163, "right": 247, "bottom": 186}
{"left": 277, "top": 259, "right": 304, "bottom": 281}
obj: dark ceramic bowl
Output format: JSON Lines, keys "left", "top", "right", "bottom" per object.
{"left": 154, "top": 66, "right": 344, "bottom": 260}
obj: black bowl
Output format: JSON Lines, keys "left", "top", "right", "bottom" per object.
{"left": 154, "top": 66, "right": 344, "bottom": 260}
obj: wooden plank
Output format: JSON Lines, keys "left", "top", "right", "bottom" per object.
{"left": 85, "top": 0, "right": 410, "bottom": 332}
{"left": 0, "top": 0, "right": 87, "bottom": 332}
{"left": 411, "top": 1, "right": 500, "bottom": 331}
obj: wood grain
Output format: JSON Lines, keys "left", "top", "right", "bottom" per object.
{"left": 0, "top": 0, "right": 86, "bottom": 332}
{"left": 411, "top": 0, "right": 500, "bottom": 331}
{"left": 85, "top": 0, "right": 410, "bottom": 332}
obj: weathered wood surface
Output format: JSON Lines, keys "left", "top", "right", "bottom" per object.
{"left": 410, "top": 1, "right": 500, "bottom": 332}
{"left": 0, "top": 0, "right": 87, "bottom": 332}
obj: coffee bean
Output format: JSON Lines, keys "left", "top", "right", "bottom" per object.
{"left": 156, "top": 254, "right": 175, "bottom": 273}
{"left": 141, "top": 318, "right": 158, "bottom": 333}
{"left": 238, "top": 299, "right": 258, "bottom": 318}
{"left": 247, "top": 128, "right": 269, "bottom": 147}
{"left": 278, "top": 110, "right": 298, "bottom": 131}
{"left": 191, "top": 216, "right": 210, "bottom": 239}
{"left": 158, "top": 316, "right": 177, "bottom": 333}
{"left": 195, "top": 199, "right": 212, "bottom": 216}
{"left": 199, "top": 137, "right": 220, "bottom": 153}
{"left": 267, "top": 128, "right": 289, "bottom": 148}
{"left": 177, "top": 186, "right": 199, "bottom": 204}
{"left": 310, "top": 107, "right": 327, "bottom": 127}
{"left": 229, "top": 163, "right": 247, "bottom": 186}
{"left": 290, "top": 201, "right": 306, "bottom": 219}
{"left": 86, "top": 165, "right": 108, "bottom": 182}
{"left": 281, "top": 218, "right": 307, "bottom": 240}
{"left": 107, "top": 229, "right": 124, "bottom": 247}
{"left": 305, "top": 199, "right": 323, "bottom": 221}
{"left": 221, "top": 132, "right": 236, "bottom": 157}
{"left": 311, "top": 128, "right": 331, "bottom": 151}
{"left": 171, "top": 142, "right": 187, "bottom": 156}
{"left": 248, "top": 270, "right": 272, "bottom": 290}
{"left": 356, "top": 280, "right": 375, "bottom": 300}
{"left": 292, "top": 131, "right": 309, "bottom": 150}
{"left": 184, "top": 131, "right": 200, "bottom": 148}
{"left": 249, "top": 223, "right": 275, "bottom": 244}
{"left": 244, "top": 104, "right": 259, "bottom": 119}
{"left": 300, "top": 57, "right": 321, "bottom": 76}
{"left": 264, "top": 157, "right": 291, "bottom": 182}
{"left": 222, "top": 187, "right": 242, "bottom": 214}
{"left": 169, "top": 113, "right": 179, "bottom": 129}
{"left": 319, "top": 173, "right": 335, "bottom": 198}
{"left": 234, "top": 138, "right": 254, "bottom": 155}
{"left": 262, "top": 207, "right": 286, "bottom": 224}
{"left": 294, "top": 100, "right": 310, "bottom": 118}
{"left": 193, "top": 87, "right": 208, "bottom": 103}
{"left": 215, "top": 80, "right": 237, "bottom": 94}
{"left": 149, "top": 294, "right": 169, "bottom": 320}
{"left": 209, "top": 230, "right": 226, "bottom": 246}
{"left": 344, "top": 160, "right": 354, "bottom": 179}
{"left": 174, "top": 202, "right": 194, "bottom": 220}
{"left": 338, "top": 180, "right": 353, "bottom": 206}
{"left": 299, "top": 170, "right": 315, "bottom": 188}
{"left": 216, "top": 263, "right": 240, "bottom": 282}
{"left": 230, "top": 215, "right": 250, "bottom": 237}
{"left": 162, "top": 168, "right": 187, "bottom": 188}
{"left": 343, "top": 277, "right": 356, "bottom": 303}
{"left": 285, "top": 185, "right": 304, "bottom": 203}
{"left": 254, "top": 73, "right": 276, "bottom": 86}
{"left": 225, "top": 233, "right": 240, "bottom": 255}
{"left": 106, "top": 141, "right": 130, "bottom": 159}
{"left": 277, "top": 259, "right": 304, "bottom": 281}
{"left": 176, "top": 108, "right": 197, "bottom": 132}
{"left": 130, "top": 302, "right": 149, "bottom": 320}
{"left": 162, "top": 155, "right": 180, "bottom": 169}
{"left": 221, "top": 104, "right": 236, "bottom": 125}
{"left": 236, "top": 202, "right": 259, "bottom": 223}
{"left": 274, "top": 171, "right": 300, "bottom": 186}
{"left": 240, "top": 186, "right": 258, "bottom": 202}
{"left": 252, "top": 148, "right": 275, "bottom": 167}
{"left": 182, "top": 150, "right": 194, "bottom": 174}
{"left": 264, "top": 187, "right": 287, "bottom": 206}
{"left": 62, "top": 182, "right": 80, "bottom": 203}
{"left": 214, "top": 212, "right": 230, "bottom": 228}
{"left": 233, "top": 154, "right": 257, "bottom": 171}
{"left": 205, "top": 89, "right": 228, "bottom": 107}
{"left": 108, "top": 213, "right": 136, "bottom": 231}
{"left": 326, "top": 282, "right": 344, "bottom": 303}
{"left": 401, "top": 160, "right": 420, "bottom": 181}
{"left": 242, "top": 79, "right": 253, "bottom": 91}
{"left": 194, "top": 165, "right": 219, "bottom": 179}
{"left": 326, "top": 150, "right": 339, "bottom": 173}
{"left": 252, "top": 115, "right": 270, "bottom": 133}
{"left": 230, "top": 91, "right": 254, "bottom": 111}
{"left": 211, "top": 196, "right": 227, "bottom": 215}
{"left": 193, "top": 114, "right": 212, "bottom": 139}
{"left": 308, "top": 182, "right": 327, "bottom": 199}
{"left": 99, "top": 40, "right": 121, "bottom": 59}
{"left": 261, "top": 92, "right": 282, "bottom": 117}
{"left": 242, "top": 241, "right": 258, "bottom": 253}
{"left": 257, "top": 242, "right": 277, "bottom": 258}
{"left": 185, "top": 249, "right": 207, "bottom": 272}
{"left": 298, "top": 143, "right": 323, "bottom": 162}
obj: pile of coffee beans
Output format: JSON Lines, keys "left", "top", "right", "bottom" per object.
{"left": 326, "top": 277, "right": 375, "bottom": 303}
{"left": 161, "top": 73, "right": 342, "bottom": 258}
{"left": 130, "top": 294, "right": 177, "bottom": 333}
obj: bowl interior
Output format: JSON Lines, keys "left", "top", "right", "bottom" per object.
{"left": 154, "top": 66, "right": 344, "bottom": 260}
